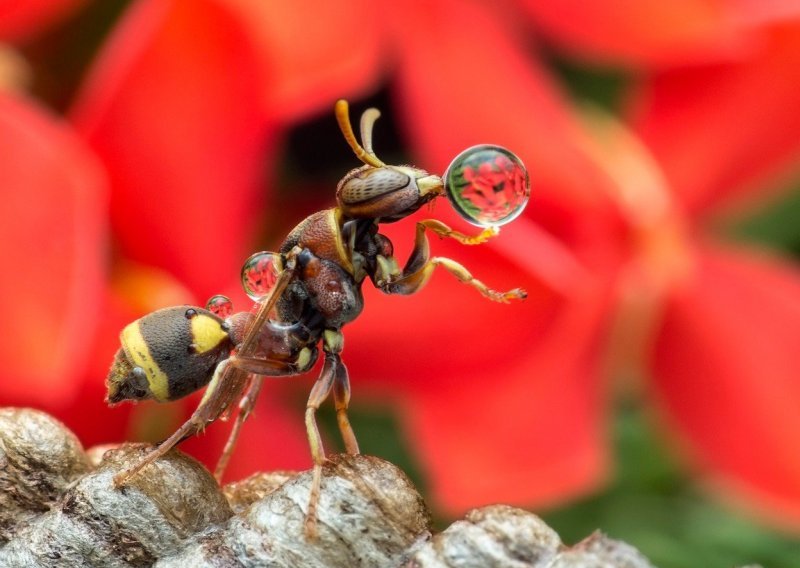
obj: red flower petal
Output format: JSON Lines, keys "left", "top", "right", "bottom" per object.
{"left": 399, "top": 282, "right": 614, "bottom": 514}
{"left": 345, "top": 207, "right": 589, "bottom": 391}
{"left": 386, "top": 0, "right": 624, "bottom": 271}
{"left": 221, "top": 0, "right": 383, "bottom": 122}
{"left": 329, "top": 0, "right": 627, "bottom": 510}
{"left": 651, "top": 244, "right": 800, "bottom": 527}
{"left": 0, "top": 0, "right": 83, "bottom": 42}
{"left": 517, "top": 0, "right": 800, "bottom": 66}
{"left": 0, "top": 92, "right": 107, "bottom": 404}
{"left": 71, "top": 0, "right": 272, "bottom": 299}
{"left": 340, "top": 212, "right": 611, "bottom": 512}
{"left": 631, "top": 21, "right": 800, "bottom": 218}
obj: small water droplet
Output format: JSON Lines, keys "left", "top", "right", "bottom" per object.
{"left": 205, "top": 295, "right": 233, "bottom": 318}
{"left": 444, "top": 145, "right": 530, "bottom": 227}
{"left": 241, "top": 251, "right": 281, "bottom": 301}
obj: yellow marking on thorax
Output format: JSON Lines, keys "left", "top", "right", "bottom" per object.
{"left": 121, "top": 322, "right": 169, "bottom": 402}
{"left": 191, "top": 314, "right": 229, "bottom": 353}
{"left": 330, "top": 208, "right": 354, "bottom": 275}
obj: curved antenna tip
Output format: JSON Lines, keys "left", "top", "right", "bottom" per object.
{"left": 334, "top": 99, "right": 384, "bottom": 168}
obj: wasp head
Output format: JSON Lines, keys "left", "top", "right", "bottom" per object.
{"left": 336, "top": 164, "right": 442, "bottom": 221}
{"left": 334, "top": 100, "right": 443, "bottom": 222}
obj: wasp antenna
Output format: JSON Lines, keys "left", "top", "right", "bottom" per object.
{"left": 335, "top": 99, "right": 385, "bottom": 168}
{"left": 360, "top": 108, "right": 382, "bottom": 159}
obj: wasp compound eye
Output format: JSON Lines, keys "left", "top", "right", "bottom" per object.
{"left": 241, "top": 251, "right": 281, "bottom": 301}
{"left": 444, "top": 145, "right": 530, "bottom": 227}
{"left": 205, "top": 295, "right": 233, "bottom": 318}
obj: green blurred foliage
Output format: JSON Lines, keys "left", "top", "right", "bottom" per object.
{"left": 543, "top": 404, "right": 800, "bottom": 568}
{"left": 331, "top": 401, "right": 800, "bottom": 568}
{"left": 727, "top": 183, "right": 800, "bottom": 256}
{"left": 318, "top": 404, "right": 428, "bottom": 494}
{"left": 547, "top": 52, "right": 631, "bottom": 113}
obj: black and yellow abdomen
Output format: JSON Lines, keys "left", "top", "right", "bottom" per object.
{"left": 106, "top": 306, "right": 233, "bottom": 404}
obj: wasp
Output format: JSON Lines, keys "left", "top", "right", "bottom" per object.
{"left": 106, "top": 100, "right": 530, "bottom": 537}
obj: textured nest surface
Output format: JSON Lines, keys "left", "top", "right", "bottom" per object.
{"left": 0, "top": 408, "right": 658, "bottom": 567}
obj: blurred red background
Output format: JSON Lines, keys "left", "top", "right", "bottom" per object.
{"left": 2, "top": 2, "right": 800, "bottom": 559}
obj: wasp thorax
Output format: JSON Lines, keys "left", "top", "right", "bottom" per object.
{"left": 336, "top": 165, "right": 443, "bottom": 221}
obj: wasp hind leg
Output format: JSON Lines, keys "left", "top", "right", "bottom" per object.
{"left": 113, "top": 359, "right": 249, "bottom": 487}
{"left": 213, "top": 374, "right": 263, "bottom": 481}
{"left": 214, "top": 347, "right": 317, "bottom": 481}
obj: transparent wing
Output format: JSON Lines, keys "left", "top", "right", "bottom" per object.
{"left": 197, "top": 259, "right": 299, "bottom": 426}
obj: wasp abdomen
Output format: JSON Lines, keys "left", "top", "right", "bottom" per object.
{"left": 106, "top": 306, "right": 232, "bottom": 404}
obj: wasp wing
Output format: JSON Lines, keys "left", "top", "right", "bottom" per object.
{"left": 113, "top": 258, "right": 300, "bottom": 486}
{"left": 192, "top": 261, "right": 298, "bottom": 427}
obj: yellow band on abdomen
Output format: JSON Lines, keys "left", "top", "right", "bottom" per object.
{"left": 190, "top": 314, "right": 230, "bottom": 354}
{"left": 121, "top": 322, "right": 170, "bottom": 402}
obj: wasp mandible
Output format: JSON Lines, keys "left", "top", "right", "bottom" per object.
{"left": 105, "top": 100, "right": 530, "bottom": 536}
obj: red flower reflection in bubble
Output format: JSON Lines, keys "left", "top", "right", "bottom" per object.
{"left": 459, "top": 155, "right": 529, "bottom": 224}
{"left": 3, "top": 0, "right": 800, "bottom": 532}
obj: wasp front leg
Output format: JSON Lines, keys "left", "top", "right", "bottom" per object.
{"left": 375, "top": 222, "right": 526, "bottom": 303}
{"left": 418, "top": 219, "right": 499, "bottom": 245}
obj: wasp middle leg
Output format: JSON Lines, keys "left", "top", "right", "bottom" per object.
{"left": 213, "top": 322, "right": 319, "bottom": 480}
{"left": 303, "top": 329, "right": 359, "bottom": 538}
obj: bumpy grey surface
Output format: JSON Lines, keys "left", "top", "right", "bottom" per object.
{"left": 0, "top": 445, "right": 232, "bottom": 568}
{"left": 0, "top": 408, "right": 89, "bottom": 545}
{"left": 401, "top": 506, "right": 655, "bottom": 568}
{"left": 157, "top": 454, "right": 432, "bottom": 567}
{"left": 0, "top": 407, "right": 662, "bottom": 567}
